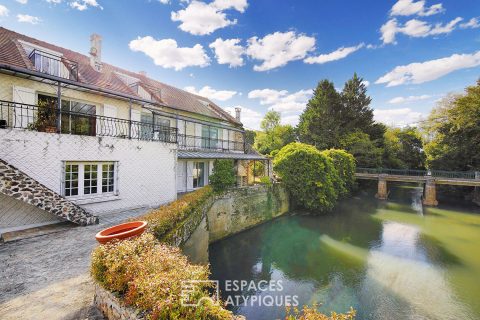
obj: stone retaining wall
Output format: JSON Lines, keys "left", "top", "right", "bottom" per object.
{"left": 0, "top": 159, "right": 98, "bottom": 226}
{"left": 94, "top": 285, "right": 142, "bottom": 320}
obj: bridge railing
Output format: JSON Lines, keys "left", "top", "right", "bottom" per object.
{"left": 356, "top": 168, "right": 478, "bottom": 180}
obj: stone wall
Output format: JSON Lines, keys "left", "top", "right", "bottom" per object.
{"left": 0, "top": 159, "right": 98, "bottom": 226}
{"left": 182, "top": 184, "right": 289, "bottom": 263}
{"left": 207, "top": 183, "right": 289, "bottom": 243}
{"left": 94, "top": 285, "right": 142, "bottom": 320}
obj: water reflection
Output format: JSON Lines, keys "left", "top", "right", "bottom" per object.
{"left": 207, "top": 185, "right": 480, "bottom": 320}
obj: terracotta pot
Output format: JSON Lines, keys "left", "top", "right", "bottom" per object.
{"left": 45, "top": 126, "right": 57, "bottom": 133}
{"left": 95, "top": 221, "right": 148, "bottom": 244}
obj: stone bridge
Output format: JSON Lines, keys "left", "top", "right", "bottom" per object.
{"left": 355, "top": 168, "right": 480, "bottom": 206}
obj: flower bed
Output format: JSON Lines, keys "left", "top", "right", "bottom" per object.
{"left": 92, "top": 232, "right": 232, "bottom": 320}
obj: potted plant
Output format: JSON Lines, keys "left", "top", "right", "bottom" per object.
{"left": 28, "top": 100, "right": 57, "bottom": 133}
{"left": 95, "top": 221, "right": 148, "bottom": 244}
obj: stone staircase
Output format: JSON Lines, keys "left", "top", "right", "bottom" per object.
{"left": 0, "top": 159, "right": 98, "bottom": 226}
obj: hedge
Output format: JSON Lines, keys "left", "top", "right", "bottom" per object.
{"left": 320, "top": 149, "right": 356, "bottom": 197}
{"left": 274, "top": 143, "right": 339, "bottom": 211}
{"left": 136, "top": 186, "right": 213, "bottom": 240}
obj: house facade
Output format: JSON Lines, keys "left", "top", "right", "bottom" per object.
{"left": 0, "top": 27, "right": 265, "bottom": 234}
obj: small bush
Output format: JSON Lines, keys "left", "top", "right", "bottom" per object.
{"left": 91, "top": 233, "right": 232, "bottom": 320}
{"left": 285, "top": 305, "right": 356, "bottom": 320}
{"left": 137, "top": 186, "right": 213, "bottom": 240}
{"left": 259, "top": 176, "right": 272, "bottom": 187}
{"left": 274, "top": 142, "right": 339, "bottom": 211}
{"left": 209, "top": 159, "right": 237, "bottom": 192}
{"left": 320, "top": 149, "right": 356, "bottom": 197}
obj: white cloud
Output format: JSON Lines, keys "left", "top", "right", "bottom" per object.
{"left": 46, "top": 0, "right": 62, "bottom": 3}
{"left": 17, "top": 14, "right": 41, "bottom": 24}
{"left": 16, "top": 0, "right": 28, "bottom": 4}
{"left": 209, "top": 38, "right": 244, "bottom": 67}
{"left": 304, "top": 43, "right": 364, "bottom": 64}
{"left": 0, "top": 5, "right": 9, "bottom": 17}
{"left": 390, "top": 0, "right": 443, "bottom": 17}
{"left": 224, "top": 106, "right": 262, "bottom": 130}
{"left": 171, "top": 0, "right": 247, "bottom": 35}
{"left": 388, "top": 94, "right": 431, "bottom": 104}
{"left": 429, "top": 17, "right": 463, "bottom": 35}
{"left": 129, "top": 36, "right": 210, "bottom": 71}
{"left": 246, "top": 31, "right": 316, "bottom": 71}
{"left": 184, "top": 85, "right": 237, "bottom": 101}
{"left": 376, "top": 50, "right": 480, "bottom": 86}
{"left": 70, "top": 0, "right": 102, "bottom": 11}
{"left": 362, "top": 80, "right": 370, "bottom": 87}
{"left": 380, "top": 17, "right": 463, "bottom": 44}
{"left": 282, "top": 114, "right": 300, "bottom": 126}
{"left": 460, "top": 17, "right": 480, "bottom": 29}
{"left": 380, "top": 19, "right": 398, "bottom": 44}
{"left": 158, "top": 0, "right": 169, "bottom": 4}
{"left": 248, "top": 88, "right": 312, "bottom": 113}
{"left": 374, "top": 108, "right": 424, "bottom": 126}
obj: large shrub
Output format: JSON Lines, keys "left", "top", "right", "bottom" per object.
{"left": 209, "top": 159, "right": 237, "bottom": 192}
{"left": 274, "top": 143, "right": 339, "bottom": 211}
{"left": 137, "top": 186, "right": 213, "bottom": 240}
{"left": 320, "top": 149, "right": 356, "bottom": 197}
{"left": 91, "top": 233, "right": 231, "bottom": 320}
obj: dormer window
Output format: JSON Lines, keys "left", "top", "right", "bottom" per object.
{"left": 18, "top": 40, "right": 79, "bottom": 81}
{"left": 29, "top": 49, "right": 79, "bottom": 81}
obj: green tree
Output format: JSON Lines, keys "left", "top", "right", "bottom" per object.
{"left": 273, "top": 143, "right": 339, "bottom": 211}
{"left": 261, "top": 110, "right": 281, "bottom": 131}
{"left": 383, "top": 127, "right": 426, "bottom": 169}
{"left": 423, "top": 81, "right": 480, "bottom": 171}
{"left": 297, "top": 80, "right": 343, "bottom": 149}
{"left": 339, "top": 131, "right": 383, "bottom": 168}
{"left": 209, "top": 159, "right": 236, "bottom": 192}
{"left": 255, "top": 111, "right": 296, "bottom": 155}
{"left": 297, "top": 74, "right": 385, "bottom": 156}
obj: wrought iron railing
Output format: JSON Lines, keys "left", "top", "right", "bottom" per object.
{"left": 356, "top": 167, "right": 478, "bottom": 180}
{"left": 28, "top": 49, "right": 79, "bottom": 81}
{"left": 0, "top": 100, "right": 177, "bottom": 143}
{"left": 177, "top": 134, "right": 244, "bottom": 152}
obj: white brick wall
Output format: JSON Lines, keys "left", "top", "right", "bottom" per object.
{"left": 0, "top": 129, "right": 177, "bottom": 215}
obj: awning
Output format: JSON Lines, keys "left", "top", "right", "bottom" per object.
{"left": 178, "top": 150, "right": 267, "bottom": 160}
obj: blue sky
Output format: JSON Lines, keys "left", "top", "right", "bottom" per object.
{"left": 0, "top": 0, "right": 479, "bottom": 129}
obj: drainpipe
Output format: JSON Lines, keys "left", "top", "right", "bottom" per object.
{"left": 57, "top": 81, "right": 62, "bottom": 133}
{"left": 128, "top": 98, "right": 132, "bottom": 139}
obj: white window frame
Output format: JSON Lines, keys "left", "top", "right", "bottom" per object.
{"left": 62, "top": 161, "right": 119, "bottom": 198}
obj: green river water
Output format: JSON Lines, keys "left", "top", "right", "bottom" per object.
{"left": 208, "top": 184, "right": 480, "bottom": 320}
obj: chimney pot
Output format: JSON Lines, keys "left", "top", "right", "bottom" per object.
{"left": 235, "top": 107, "right": 241, "bottom": 122}
{"left": 90, "top": 33, "right": 102, "bottom": 72}
{"left": 139, "top": 71, "right": 147, "bottom": 77}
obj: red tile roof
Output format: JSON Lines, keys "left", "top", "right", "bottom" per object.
{"left": 0, "top": 27, "right": 241, "bottom": 126}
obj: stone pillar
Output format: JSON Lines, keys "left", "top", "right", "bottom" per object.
{"left": 376, "top": 176, "right": 388, "bottom": 200}
{"left": 474, "top": 172, "right": 480, "bottom": 206}
{"left": 423, "top": 178, "right": 438, "bottom": 206}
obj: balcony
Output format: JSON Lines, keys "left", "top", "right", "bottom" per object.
{"left": 0, "top": 100, "right": 177, "bottom": 144}
{"left": 28, "top": 49, "right": 79, "bottom": 81}
{"left": 178, "top": 134, "right": 245, "bottom": 153}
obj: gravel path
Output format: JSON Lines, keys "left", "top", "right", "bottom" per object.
{"left": 0, "top": 208, "right": 148, "bottom": 320}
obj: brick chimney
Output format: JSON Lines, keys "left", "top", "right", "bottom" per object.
{"left": 89, "top": 34, "right": 102, "bottom": 72}
{"left": 235, "top": 107, "right": 241, "bottom": 122}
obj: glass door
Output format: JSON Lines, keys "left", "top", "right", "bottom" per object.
{"left": 193, "top": 162, "right": 205, "bottom": 188}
